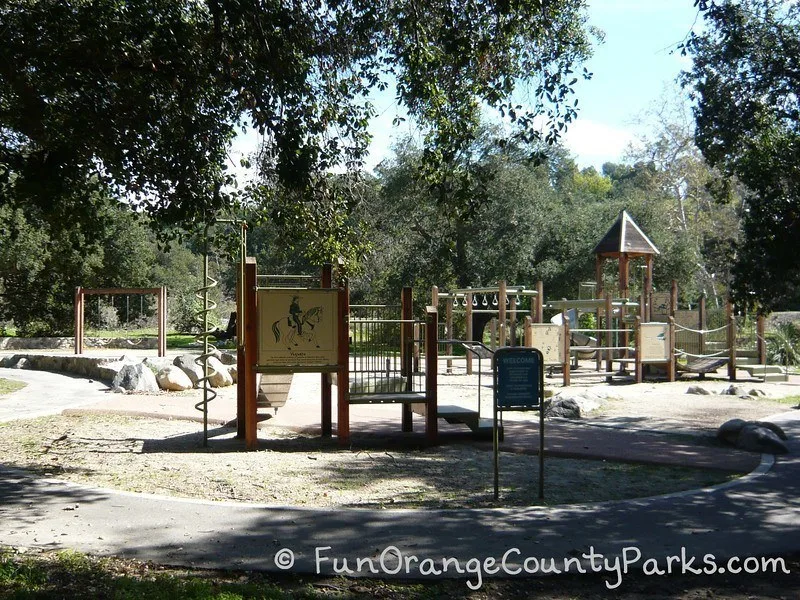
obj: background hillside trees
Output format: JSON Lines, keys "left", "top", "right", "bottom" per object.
{"left": 682, "top": 0, "right": 800, "bottom": 311}
{"left": 1, "top": 0, "right": 594, "bottom": 258}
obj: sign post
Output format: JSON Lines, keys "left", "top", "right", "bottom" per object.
{"left": 493, "top": 347, "right": 545, "bottom": 500}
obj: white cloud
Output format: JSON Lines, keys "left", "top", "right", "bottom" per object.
{"left": 562, "top": 119, "right": 636, "bottom": 171}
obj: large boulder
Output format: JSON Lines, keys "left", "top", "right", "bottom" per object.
{"left": 144, "top": 356, "right": 175, "bottom": 372}
{"left": 111, "top": 363, "right": 159, "bottom": 393}
{"left": 156, "top": 366, "right": 194, "bottom": 391}
{"left": 686, "top": 385, "right": 712, "bottom": 395}
{"left": 546, "top": 397, "right": 581, "bottom": 419}
{"left": 10, "top": 356, "right": 30, "bottom": 369}
{"left": 219, "top": 351, "right": 237, "bottom": 366}
{"left": 737, "top": 424, "right": 789, "bottom": 454}
{"left": 717, "top": 418, "right": 747, "bottom": 445}
{"left": 716, "top": 418, "right": 789, "bottom": 454}
{"left": 173, "top": 354, "right": 204, "bottom": 388}
{"left": 207, "top": 356, "right": 234, "bottom": 388}
{"left": 722, "top": 384, "right": 751, "bottom": 398}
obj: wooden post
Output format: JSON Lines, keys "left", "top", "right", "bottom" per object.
{"left": 236, "top": 274, "right": 246, "bottom": 439}
{"left": 401, "top": 286, "right": 414, "bottom": 432}
{"left": 244, "top": 258, "right": 258, "bottom": 450}
{"left": 645, "top": 255, "right": 654, "bottom": 322}
{"left": 74, "top": 287, "right": 83, "bottom": 355}
{"left": 337, "top": 283, "right": 351, "bottom": 446}
{"left": 619, "top": 253, "right": 630, "bottom": 300}
{"left": 670, "top": 280, "right": 678, "bottom": 319}
{"left": 425, "top": 306, "right": 438, "bottom": 444}
{"left": 698, "top": 293, "right": 706, "bottom": 357}
{"left": 321, "top": 264, "right": 333, "bottom": 437}
{"left": 635, "top": 316, "right": 643, "bottom": 383}
{"left": 757, "top": 315, "right": 766, "bottom": 365}
{"left": 524, "top": 316, "right": 532, "bottom": 347}
{"left": 535, "top": 281, "right": 544, "bottom": 323}
{"left": 431, "top": 285, "right": 439, "bottom": 309}
{"left": 667, "top": 317, "right": 676, "bottom": 382}
{"left": 605, "top": 293, "right": 613, "bottom": 381}
{"left": 509, "top": 291, "right": 517, "bottom": 347}
{"left": 563, "top": 309, "right": 571, "bottom": 386}
{"left": 465, "top": 291, "right": 473, "bottom": 375}
{"left": 498, "top": 280, "right": 507, "bottom": 347}
{"left": 727, "top": 301, "right": 737, "bottom": 381}
{"left": 445, "top": 295, "right": 453, "bottom": 373}
{"left": 595, "top": 256, "right": 605, "bottom": 297}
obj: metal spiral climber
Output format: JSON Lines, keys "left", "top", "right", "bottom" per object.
{"left": 194, "top": 244, "right": 220, "bottom": 447}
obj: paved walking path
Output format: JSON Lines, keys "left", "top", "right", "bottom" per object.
{"left": 1, "top": 367, "right": 798, "bottom": 581}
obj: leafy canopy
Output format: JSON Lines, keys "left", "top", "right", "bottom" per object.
{"left": 681, "top": 0, "right": 800, "bottom": 311}
{"left": 1, "top": 0, "right": 594, "bottom": 234}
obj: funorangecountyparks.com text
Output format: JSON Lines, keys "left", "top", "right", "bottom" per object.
{"left": 271, "top": 545, "right": 791, "bottom": 590}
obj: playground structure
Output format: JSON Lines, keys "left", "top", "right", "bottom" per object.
{"left": 235, "top": 260, "right": 441, "bottom": 449}
{"left": 429, "top": 210, "right": 785, "bottom": 386}
{"left": 431, "top": 282, "right": 543, "bottom": 375}
{"left": 221, "top": 210, "right": 783, "bottom": 450}
{"left": 73, "top": 286, "right": 167, "bottom": 356}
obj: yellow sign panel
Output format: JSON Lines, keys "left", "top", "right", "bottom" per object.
{"left": 640, "top": 322, "right": 670, "bottom": 362}
{"left": 257, "top": 288, "right": 339, "bottom": 370}
{"left": 529, "top": 324, "right": 564, "bottom": 364}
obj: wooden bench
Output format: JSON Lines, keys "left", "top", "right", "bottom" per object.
{"left": 348, "top": 392, "right": 427, "bottom": 405}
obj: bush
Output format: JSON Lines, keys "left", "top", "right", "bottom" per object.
{"left": 766, "top": 322, "right": 800, "bottom": 366}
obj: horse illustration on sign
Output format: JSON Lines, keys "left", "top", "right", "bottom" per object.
{"left": 272, "top": 303, "right": 324, "bottom": 349}
{"left": 257, "top": 288, "right": 339, "bottom": 368}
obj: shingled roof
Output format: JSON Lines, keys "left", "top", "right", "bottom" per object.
{"left": 593, "top": 210, "right": 660, "bottom": 257}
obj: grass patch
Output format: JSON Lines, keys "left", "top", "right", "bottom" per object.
{"left": 1, "top": 548, "right": 798, "bottom": 599}
{"left": 772, "top": 394, "right": 800, "bottom": 407}
{"left": 79, "top": 330, "right": 201, "bottom": 349}
{"left": 0, "top": 378, "right": 26, "bottom": 397}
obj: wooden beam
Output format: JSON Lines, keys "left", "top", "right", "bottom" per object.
{"left": 321, "top": 264, "right": 333, "bottom": 437}
{"left": 535, "top": 280, "right": 544, "bottom": 323}
{"left": 498, "top": 280, "right": 507, "bottom": 347}
{"left": 337, "top": 284, "right": 351, "bottom": 446}
{"left": 425, "top": 306, "right": 439, "bottom": 444}
{"left": 401, "top": 286, "right": 413, "bottom": 432}
{"left": 244, "top": 258, "right": 259, "bottom": 450}
{"left": 74, "top": 287, "right": 83, "bottom": 355}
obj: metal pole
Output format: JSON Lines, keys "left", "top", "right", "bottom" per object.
{"left": 202, "top": 234, "right": 210, "bottom": 446}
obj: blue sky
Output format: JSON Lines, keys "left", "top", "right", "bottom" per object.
{"left": 231, "top": 1, "right": 704, "bottom": 177}
{"left": 366, "top": 1, "right": 703, "bottom": 172}
{"left": 561, "top": 0, "right": 702, "bottom": 170}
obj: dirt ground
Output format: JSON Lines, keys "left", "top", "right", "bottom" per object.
{"left": 1, "top": 371, "right": 798, "bottom": 598}
{"left": 0, "top": 373, "right": 797, "bottom": 508}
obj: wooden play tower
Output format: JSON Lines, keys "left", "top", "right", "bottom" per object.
{"left": 593, "top": 210, "right": 660, "bottom": 315}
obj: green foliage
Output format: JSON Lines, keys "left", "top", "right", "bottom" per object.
{"left": 1, "top": 0, "right": 595, "bottom": 241}
{"left": 0, "top": 378, "right": 26, "bottom": 396}
{"left": 766, "top": 322, "right": 800, "bottom": 367}
{"left": 357, "top": 128, "right": 714, "bottom": 308}
{"left": 681, "top": 0, "right": 800, "bottom": 311}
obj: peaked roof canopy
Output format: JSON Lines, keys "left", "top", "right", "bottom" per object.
{"left": 593, "top": 210, "right": 660, "bottom": 258}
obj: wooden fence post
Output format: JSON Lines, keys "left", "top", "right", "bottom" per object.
{"left": 757, "top": 315, "right": 766, "bottom": 365}
{"left": 562, "top": 308, "right": 571, "bottom": 386}
{"left": 337, "top": 283, "right": 351, "bottom": 446}
{"left": 425, "top": 306, "right": 439, "bottom": 444}
{"left": 727, "top": 301, "right": 737, "bottom": 381}
{"left": 74, "top": 287, "right": 83, "bottom": 355}
{"left": 244, "top": 258, "right": 258, "bottom": 450}
{"left": 668, "top": 317, "right": 676, "bottom": 382}
{"left": 321, "top": 264, "right": 333, "bottom": 437}
{"left": 401, "top": 286, "right": 414, "bottom": 432}
{"left": 465, "top": 290, "right": 473, "bottom": 375}
{"left": 498, "top": 280, "right": 507, "bottom": 347}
